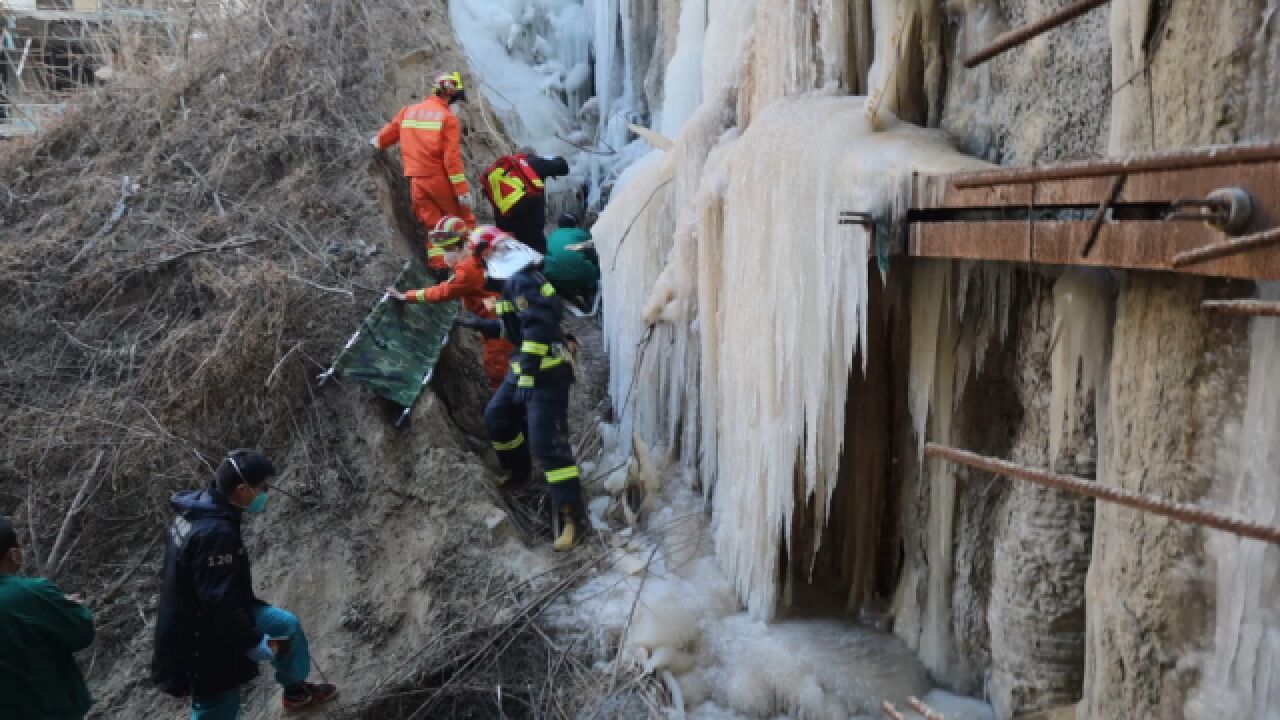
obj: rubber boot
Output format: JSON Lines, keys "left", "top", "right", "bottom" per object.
{"left": 494, "top": 445, "right": 533, "bottom": 489}
{"left": 553, "top": 504, "right": 579, "bottom": 552}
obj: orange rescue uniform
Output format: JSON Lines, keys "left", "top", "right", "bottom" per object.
{"left": 404, "top": 255, "right": 513, "bottom": 391}
{"left": 376, "top": 95, "right": 476, "bottom": 235}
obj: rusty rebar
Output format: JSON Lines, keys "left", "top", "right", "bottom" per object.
{"left": 963, "top": 0, "right": 1111, "bottom": 68}
{"left": 1201, "top": 300, "right": 1280, "bottom": 317}
{"left": 881, "top": 701, "right": 907, "bottom": 720}
{"left": 925, "top": 444, "right": 1280, "bottom": 545}
{"left": 908, "top": 696, "right": 946, "bottom": 719}
{"left": 1171, "top": 226, "right": 1280, "bottom": 268}
{"left": 950, "top": 142, "right": 1280, "bottom": 188}
{"left": 1080, "top": 173, "right": 1126, "bottom": 258}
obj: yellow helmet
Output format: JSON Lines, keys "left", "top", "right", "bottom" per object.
{"left": 433, "top": 71, "right": 466, "bottom": 100}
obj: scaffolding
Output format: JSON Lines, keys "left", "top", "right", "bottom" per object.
{"left": 0, "top": 1, "right": 184, "bottom": 136}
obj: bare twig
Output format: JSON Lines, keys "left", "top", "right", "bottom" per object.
{"left": 46, "top": 451, "right": 105, "bottom": 578}
{"left": 609, "top": 545, "right": 660, "bottom": 693}
{"left": 145, "top": 237, "right": 261, "bottom": 268}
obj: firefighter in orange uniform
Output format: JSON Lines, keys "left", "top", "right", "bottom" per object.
{"left": 372, "top": 71, "right": 476, "bottom": 235}
{"left": 386, "top": 216, "right": 513, "bottom": 391}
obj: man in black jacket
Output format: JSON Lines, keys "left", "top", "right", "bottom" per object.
{"left": 151, "top": 450, "right": 337, "bottom": 718}
{"left": 480, "top": 150, "right": 571, "bottom": 254}
{"left": 460, "top": 227, "right": 587, "bottom": 551}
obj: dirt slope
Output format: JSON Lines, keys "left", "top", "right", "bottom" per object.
{"left": 0, "top": 2, "right": 606, "bottom": 718}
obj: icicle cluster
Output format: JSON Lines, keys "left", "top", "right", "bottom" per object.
{"left": 589, "top": 0, "right": 995, "bottom": 619}
{"left": 1048, "top": 270, "right": 1112, "bottom": 465}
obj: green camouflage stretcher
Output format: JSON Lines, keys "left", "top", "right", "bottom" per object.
{"left": 319, "top": 259, "right": 458, "bottom": 426}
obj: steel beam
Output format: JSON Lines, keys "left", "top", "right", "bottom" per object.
{"left": 906, "top": 144, "right": 1280, "bottom": 281}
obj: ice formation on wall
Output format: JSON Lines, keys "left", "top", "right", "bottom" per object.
{"left": 1188, "top": 283, "right": 1280, "bottom": 718}
{"left": 599, "top": 91, "right": 992, "bottom": 618}
{"left": 449, "top": 0, "right": 584, "bottom": 155}
{"left": 1048, "top": 270, "right": 1112, "bottom": 465}
{"left": 906, "top": 259, "right": 962, "bottom": 672}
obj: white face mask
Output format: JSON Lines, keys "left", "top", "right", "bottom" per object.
{"left": 443, "top": 250, "right": 461, "bottom": 266}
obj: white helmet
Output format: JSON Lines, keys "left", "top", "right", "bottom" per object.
{"left": 467, "top": 225, "right": 543, "bottom": 280}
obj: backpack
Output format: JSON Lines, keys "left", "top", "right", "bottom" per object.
{"left": 483, "top": 154, "right": 545, "bottom": 215}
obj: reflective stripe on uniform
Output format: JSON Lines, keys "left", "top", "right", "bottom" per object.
{"left": 521, "top": 341, "right": 549, "bottom": 356}
{"left": 510, "top": 361, "right": 522, "bottom": 374}
{"left": 540, "top": 282, "right": 556, "bottom": 297}
{"left": 402, "top": 120, "right": 442, "bottom": 130}
{"left": 492, "top": 433, "right": 525, "bottom": 451}
{"left": 495, "top": 300, "right": 515, "bottom": 315}
{"left": 449, "top": 174, "right": 467, "bottom": 184}
{"left": 539, "top": 356, "right": 564, "bottom": 370}
{"left": 545, "top": 466, "right": 580, "bottom": 484}
{"left": 517, "top": 375, "right": 535, "bottom": 388}
{"left": 427, "top": 248, "right": 444, "bottom": 258}
{"left": 487, "top": 168, "right": 527, "bottom": 214}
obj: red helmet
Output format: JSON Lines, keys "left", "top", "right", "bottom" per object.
{"left": 433, "top": 71, "right": 466, "bottom": 100}
{"left": 429, "top": 216, "right": 468, "bottom": 248}
{"left": 466, "top": 225, "right": 511, "bottom": 258}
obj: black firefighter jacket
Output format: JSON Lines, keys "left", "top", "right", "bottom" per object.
{"left": 151, "top": 488, "right": 264, "bottom": 699}
{"left": 477, "top": 265, "right": 572, "bottom": 389}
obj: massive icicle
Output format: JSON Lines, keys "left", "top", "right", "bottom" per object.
{"left": 1048, "top": 270, "right": 1112, "bottom": 465}
{"left": 599, "top": 93, "right": 992, "bottom": 617}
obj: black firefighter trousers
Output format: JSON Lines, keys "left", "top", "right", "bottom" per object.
{"left": 484, "top": 365, "right": 586, "bottom": 522}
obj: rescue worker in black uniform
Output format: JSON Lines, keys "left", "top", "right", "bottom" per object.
{"left": 480, "top": 150, "right": 571, "bottom": 254}
{"left": 458, "top": 226, "right": 587, "bottom": 551}
{"left": 151, "top": 450, "right": 338, "bottom": 719}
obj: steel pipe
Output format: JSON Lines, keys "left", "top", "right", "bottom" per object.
{"left": 963, "top": 0, "right": 1111, "bottom": 68}
{"left": 925, "top": 444, "right": 1280, "bottom": 545}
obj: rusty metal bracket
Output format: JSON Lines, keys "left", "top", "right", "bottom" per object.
{"left": 1164, "top": 187, "right": 1253, "bottom": 233}
{"left": 907, "top": 144, "right": 1280, "bottom": 280}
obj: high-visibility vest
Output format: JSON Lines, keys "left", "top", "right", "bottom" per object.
{"left": 483, "top": 155, "right": 545, "bottom": 215}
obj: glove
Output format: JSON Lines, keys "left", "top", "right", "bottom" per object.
{"left": 457, "top": 192, "right": 474, "bottom": 210}
{"left": 246, "top": 634, "right": 274, "bottom": 663}
{"left": 431, "top": 266, "right": 451, "bottom": 284}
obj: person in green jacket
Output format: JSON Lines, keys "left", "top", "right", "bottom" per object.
{"left": 543, "top": 212, "right": 600, "bottom": 307}
{"left": 0, "top": 514, "right": 95, "bottom": 720}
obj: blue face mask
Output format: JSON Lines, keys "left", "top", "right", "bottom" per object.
{"left": 244, "top": 489, "right": 269, "bottom": 514}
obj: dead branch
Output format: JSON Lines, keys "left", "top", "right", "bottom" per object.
{"left": 46, "top": 450, "right": 104, "bottom": 579}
